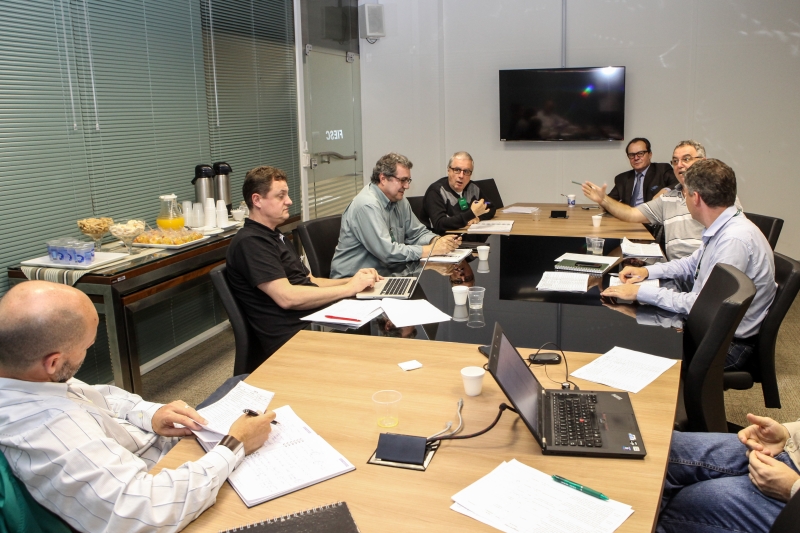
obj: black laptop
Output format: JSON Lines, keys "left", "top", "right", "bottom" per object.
{"left": 487, "top": 323, "right": 647, "bottom": 459}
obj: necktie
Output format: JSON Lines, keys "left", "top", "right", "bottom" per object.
{"left": 631, "top": 173, "right": 643, "bottom": 206}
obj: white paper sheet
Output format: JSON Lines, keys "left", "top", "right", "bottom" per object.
{"left": 621, "top": 237, "right": 665, "bottom": 258}
{"left": 379, "top": 298, "right": 451, "bottom": 327}
{"left": 570, "top": 346, "right": 677, "bottom": 393}
{"left": 420, "top": 248, "right": 472, "bottom": 263}
{"left": 195, "top": 381, "right": 275, "bottom": 435}
{"left": 502, "top": 206, "right": 538, "bottom": 214}
{"left": 467, "top": 220, "right": 515, "bottom": 233}
{"left": 608, "top": 276, "right": 660, "bottom": 288}
{"left": 554, "top": 253, "right": 619, "bottom": 266}
{"left": 301, "top": 299, "right": 384, "bottom": 326}
{"left": 451, "top": 459, "right": 634, "bottom": 533}
{"left": 536, "top": 271, "right": 590, "bottom": 292}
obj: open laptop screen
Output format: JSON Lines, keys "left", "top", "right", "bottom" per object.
{"left": 488, "top": 323, "right": 544, "bottom": 446}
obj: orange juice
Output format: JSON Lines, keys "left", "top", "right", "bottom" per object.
{"left": 156, "top": 216, "right": 185, "bottom": 230}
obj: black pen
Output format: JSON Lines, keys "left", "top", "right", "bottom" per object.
{"left": 243, "top": 408, "right": 279, "bottom": 424}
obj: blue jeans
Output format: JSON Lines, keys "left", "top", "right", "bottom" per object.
{"left": 657, "top": 431, "right": 797, "bottom": 533}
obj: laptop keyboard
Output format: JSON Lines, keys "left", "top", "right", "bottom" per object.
{"left": 380, "top": 277, "right": 412, "bottom": 296}
{"left": 552, "top": 393, "right": 602, "bottom": 448}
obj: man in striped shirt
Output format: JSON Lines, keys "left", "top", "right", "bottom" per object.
{"left": 0, "top": 281, "right": 276, "bottom": 532}
{"left": 582, "top": 140, "right": 741, "bottom": 260}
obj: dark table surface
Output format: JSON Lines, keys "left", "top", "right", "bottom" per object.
{"left": 366, "top": 234, "right": 685, "bottom": 359}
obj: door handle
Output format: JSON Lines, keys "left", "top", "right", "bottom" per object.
{"left": 316, "top": 151, "right": 357, "bottom": 164}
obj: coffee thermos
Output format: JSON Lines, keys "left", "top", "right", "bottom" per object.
{"left": 213, "top": 162, "right": 233, "bottom": 214}
{"left": 193, "top": 164, "right": 215, "bottom": 204}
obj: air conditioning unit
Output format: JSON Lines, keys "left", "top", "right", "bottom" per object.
{"left": 359, "top": 4, "right": 385, "bottom": 39}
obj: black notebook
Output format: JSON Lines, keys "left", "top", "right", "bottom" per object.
{"left": 219, "top": 502, "right": 360, "bottom": 533}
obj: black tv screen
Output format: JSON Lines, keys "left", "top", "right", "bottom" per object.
{"left": 499, "top": 67, "right": 625, "bottom": 142}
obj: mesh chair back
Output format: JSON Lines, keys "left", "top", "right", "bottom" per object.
{"left": 682, "top": 263, "right": 756, "bottom": 432}
{"left": 296, "top": 214, "right": 342, "bottom": 278}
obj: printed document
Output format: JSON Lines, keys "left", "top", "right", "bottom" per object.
{"left": 537, "top": 271, "right": 590, "bottom": 292}
{"left": 451, "top": 459, "right": 633, "bottom": 533}
{"left": 621, "top": 237, "right": 665, "bottom": 258}
{"left": 301, "top": 299, "right": 384, "bottom": 327}
{"left": 570, "top": 346, "right": 677, "bottom": 393}
{"left": 421, "top": 248, "right": 472, "bottom": 263}
{"left": 380, "top": 298, "right": 451, "bottom": 327}
{"left": 196, "top": 381, "right": 274, "bottom": 435}
{"left": 502, "top": 206, "right": 538, "bottom": 214}
{"left": 467, "top": 220, "right": 514, "bottom": 233}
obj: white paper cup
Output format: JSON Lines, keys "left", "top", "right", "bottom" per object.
{"left": 452, "top": 304, "right": 468, "bottom": 322}
{"left": 452, "top": 285, "right": 468, "bottom": 305}
{"left": 567, "top": 194, "right": 576, "bottom": 207}
{"left": 461, "top": 366, "right": 486, "bottom": 396}
{"left": 476, "top": 245, "right": 490, "bottom": 261}
{"left": 592, "top": 215, "right": 602, "bottom": 227}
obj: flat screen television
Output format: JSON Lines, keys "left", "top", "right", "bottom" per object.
{"left": 499, "top": 67, "right": 625, "bottom": 142}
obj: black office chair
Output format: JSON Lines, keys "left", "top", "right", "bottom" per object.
{"left": 745, "top": 212, "right": 784, "bottom": 250}
{"left": 770, "top": 490, "right": 800, "bottom": 533}
{"left": 676, "top": 263, "right": 756, "bottom": 433}
{"left": 724, "top": 253, "right": 800, "bottom": 409}
{"left": 406, "top": 195, "right": 429, "bottom": 228}
{"left": 472, "top": 178, "right": 505, "bottom": 209}
{"left": 209, "top": 264, "right": 265, "bottom": 375}
{"left": 295, "top": 214, "right": 342, "bottom": 278}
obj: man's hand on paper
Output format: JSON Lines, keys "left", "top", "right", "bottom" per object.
{"left": 229, "top": 410, "right": 277, "bottom": 455}
{"left": 432, "top": 235, "right": 461, "bottom": 256}
{"left": 738, "top": 413, "right": 790, "bottom": 457}
{"left": 618, "top": 266, "right": 649, "bottom": 284}
{"left": 153, "top": 400, "right": 208, "bottom": 437}
{"left": 601, "top": 282, "right": 640, "bottom": 301}
{"left": 347, "top": 268, "right": 382, "bottom": 293}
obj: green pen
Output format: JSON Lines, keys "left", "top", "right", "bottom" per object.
{"left": 552, "top": 474, "right": 609, "bottom": 501}
{"left": 571, "top": 180, "right": 584, "bottom": 186}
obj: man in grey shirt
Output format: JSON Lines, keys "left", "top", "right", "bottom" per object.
{"left": 582, "top": 140, "right": 743, "bottom": 260}
{"left": 330, "top": 153, "right": 460, "bottom": 278}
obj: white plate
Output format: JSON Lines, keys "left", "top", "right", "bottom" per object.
{"left": 190, "top": 220, "right": 240, "bottom": 234}
{"left": 133, "top": 235, "right": 211, "bottom": 249}
{"left": 21, "top": 252, "right": 129, "bottom": 270}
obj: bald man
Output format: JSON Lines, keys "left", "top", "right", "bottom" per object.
{"left": 0, "top": 281, "right": 275, "bottom": 533}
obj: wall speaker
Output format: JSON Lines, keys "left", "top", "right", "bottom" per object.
{"left": 359, "top": 4, "right": 385, "bottom": 39}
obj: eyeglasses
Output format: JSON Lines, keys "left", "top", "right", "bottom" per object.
{"left": 448, "top": 166, "right": 473, "bottom": 176}
{"left": 389, "top": 176, "right": 413, "bottom": 185}
{"left": 626, "top": 150, "right": 649, "bottom": 160}
{"left": 671, "top": 156, "right": 700, "bottom": 166}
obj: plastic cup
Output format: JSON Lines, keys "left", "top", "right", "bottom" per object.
{"left": 476, "top": 245, "right": 490, "bottom": 261}
{"left": 452, "top": 304, "right": 468, "bottom": 322}
{"left": 532, "top": 208, "right": 541, "bottom": 222}
{"left": 461, "top": 366, "right": 486, "bottom": 396}
{"left": 452, "top": 285, "right": 468, "bottom": 305}
{"left": 567, "top": 194, "right": 576, "bottom": 207}
{"left": 592, "top": 214, "right": 602, "bottom": 227}
{"left": 373, "top": 390, "right": 401, "bottom": 428}
{"left": 592, "top": 237, "right": 605, "bottom": 255}
{"left": 467, "top": 307, "right": 485, "bottom": 328}
{"left": 468, "top": 287, "right": 486, "bottom": 309}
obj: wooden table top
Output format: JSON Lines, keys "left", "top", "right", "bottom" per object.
{"left": 465, "top": 202, "right": 654, "bottom": 240}
{"left": 152, "top": 330, "right": 680, "bottom": 532}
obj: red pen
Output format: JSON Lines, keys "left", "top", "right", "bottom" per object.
{"left": 325, "top": 315, "right": 361, "bottom": 322}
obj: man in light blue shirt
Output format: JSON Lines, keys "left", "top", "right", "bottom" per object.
{"left": 330, "top": 153, "right": 460, "bottom": 278}
{"left": 602, "top": 158, "right": 775, "bottom": 370}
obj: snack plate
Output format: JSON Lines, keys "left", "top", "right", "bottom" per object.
{"left": 132, "top": 235, "right": 210, "bottom": 250}
{"left": 21, "top": 252, "right": 129, "bottom": 270}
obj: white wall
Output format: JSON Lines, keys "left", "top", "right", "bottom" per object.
{"left": 359, "top": 0, "right": 800, "bottom": 258}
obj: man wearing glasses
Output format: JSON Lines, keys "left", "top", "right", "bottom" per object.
{"left": 331, "top": 152, "right": 460, "bottom": 278}
{"left": 582, "top": 140, "right": 741, "bottom": 260}
{"left": 607, "top": 138, "right": 678, "bottom": 207}
{"left": 421, "top": 151, "right": 497, "bottom": 235}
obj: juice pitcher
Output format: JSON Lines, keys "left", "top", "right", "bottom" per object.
{"left": 157, "top": 194, "right": 185, "bottom": 230}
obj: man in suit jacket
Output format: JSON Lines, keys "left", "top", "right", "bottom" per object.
{"left": 608, "top": 137, "right": 679, "bottom": 207}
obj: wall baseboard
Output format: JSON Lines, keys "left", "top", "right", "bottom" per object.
{"left": 140, "top": 320, "right": 231, "bottom": 376}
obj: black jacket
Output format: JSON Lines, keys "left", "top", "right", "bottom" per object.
{"left": 422, "top": 177, "right": 497, "bottom": 235}
{"left": 607, "top": 162, "right": 678, "bottom": 206}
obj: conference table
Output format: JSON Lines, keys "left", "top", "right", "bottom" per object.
{"left": 153, "top": 330, "right": 681, "bottom": 532}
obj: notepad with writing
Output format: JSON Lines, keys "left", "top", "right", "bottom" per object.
{"left": 218, "top": 501, "right": 360, "bottom": 533}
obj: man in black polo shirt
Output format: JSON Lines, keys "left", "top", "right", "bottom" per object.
{"left": 226, "top": 165, "right": 381, "bottom": 359}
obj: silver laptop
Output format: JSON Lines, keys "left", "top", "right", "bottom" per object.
{"left": 356, "top": 265, "right": 424, "bottom": 300}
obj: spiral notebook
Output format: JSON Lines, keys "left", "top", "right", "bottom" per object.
{"left": 219, "top": 501, "right": 360, "bottom": 533}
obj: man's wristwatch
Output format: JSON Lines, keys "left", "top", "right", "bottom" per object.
{"left": 218, "top": 435, "right": 243, "bottom": 456}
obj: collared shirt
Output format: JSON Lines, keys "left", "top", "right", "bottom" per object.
{"left": 636, "top": 184, "right": 744, "bottom": 260}
{"left": 637, "top": 205, "right": 776, "bottom": 338}
{"left": 0, "top": 377, "right": 241, "bottom": 533}
{"left": 330, "top": 183, "right": 436, "bottom": 278}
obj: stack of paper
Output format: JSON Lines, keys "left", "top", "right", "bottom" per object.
{"left": 467, "top": 220, "right": 514, "bottom": 233}
{"left": 192, "top": 381, "right": 275, "bottom": 449}
{"left": 570, "top": 346, "right": 677, "bottom": 393}
{"left": 301, "top": 299, "right": 384, "bottom": 327}
{"left": 554, "top": 253, "right": 620, "bottom": 275}
{"left": 452, "top": 459, "right": 633, "bottom": 533}
{"left": 502, "top": 206, "right": 538, "bottom": 214}
{"left": 621, "top": 237, "right": 665, "bottom": 258}
{"left": 536, "top": 271, "right": 590, "bottom": 292}
{"left": 380, "top": 298, "right": 452, "bottom": 327}
{"left": 421, "top": 248, "right": 472, "bottom": 263}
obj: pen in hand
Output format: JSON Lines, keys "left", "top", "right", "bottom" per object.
{"left": 552, "top": 474, "right": 608, "bottom": 500}
{"left": 244, "top": 408, "right": 279, "bottom": 425}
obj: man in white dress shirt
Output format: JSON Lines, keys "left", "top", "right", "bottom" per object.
{"left": 0, "top": 280, "right": 276, "bottom": 532}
